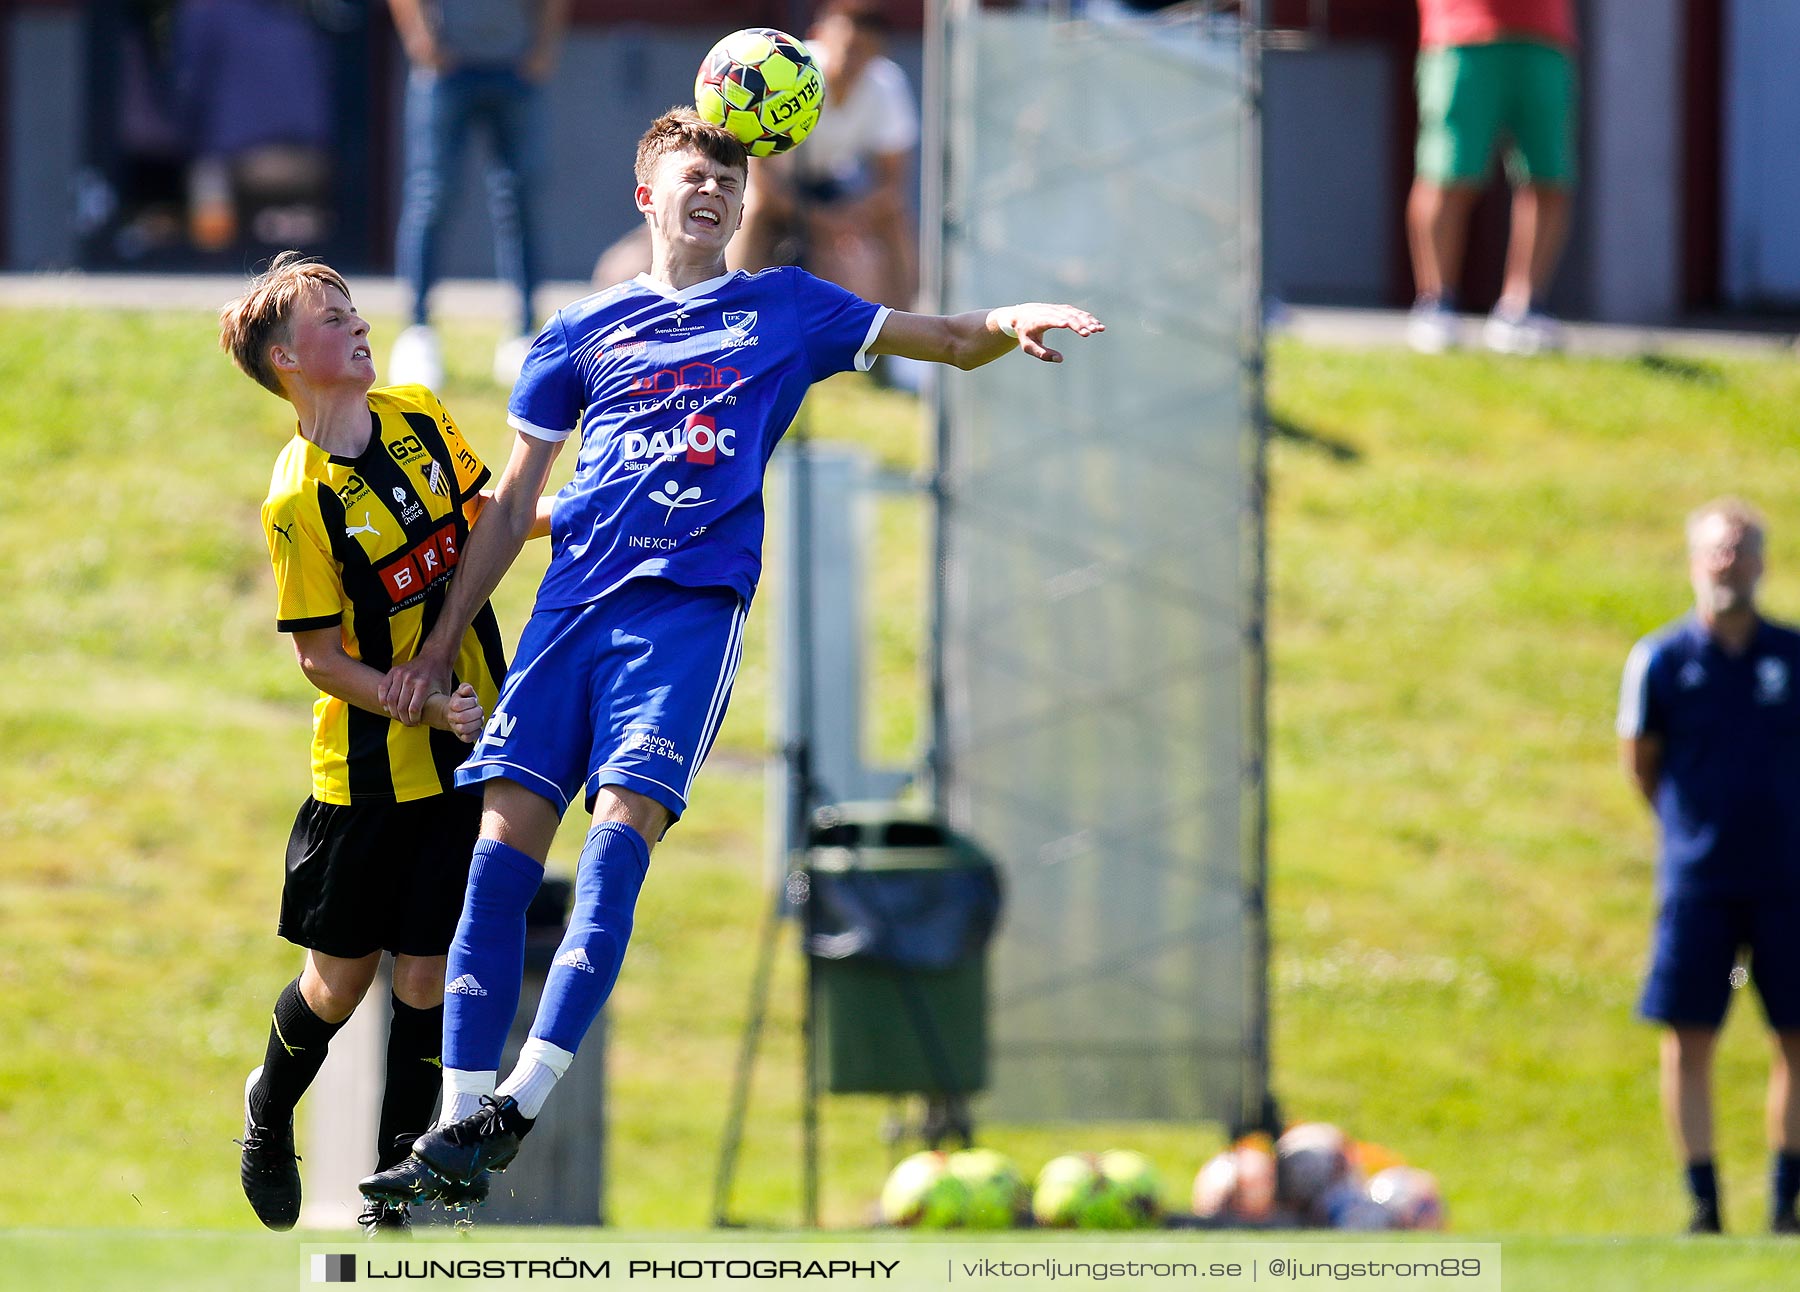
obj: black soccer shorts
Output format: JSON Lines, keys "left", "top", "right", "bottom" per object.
{"left": 278, "top": 793, "right": 481, "bottom": 959}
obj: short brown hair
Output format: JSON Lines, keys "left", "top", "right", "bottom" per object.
{"left": 1687, "top": 496, "right": 1766, "bottom": 553}
{"left": 634, "top": 107, "right": 748, "bottom": 189}
{"left": 219, "top": 251, "right": 351, "bottom": 396}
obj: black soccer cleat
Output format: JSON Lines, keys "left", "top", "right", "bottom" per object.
{"left": 358, "top": 1154, "right": 492, "bottom": 1209}
{"left": 1773, "top": 1210, "right": 1800, "bottom": 1235}
{"left": 412, "top": 1095, "right": 531, "bottom": 1186}
{"left": 237, "top": 1066, "right": 302, "bottom": 1231}
{"left": 357, "top": 1198, "right": 413, "bottom": 1238}
{"left": 1687, "top": 1201, "right": 1723, "bottom": 1235}
{"left": 359, "top": 1155, "right": 438, "bottom": 1204}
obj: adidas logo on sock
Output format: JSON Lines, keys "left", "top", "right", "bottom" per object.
{"left": 446, "top": 974, "right": 489, "bottom": 996}
{"left": 554, "top": 948, "right": 597, "bottom": 974}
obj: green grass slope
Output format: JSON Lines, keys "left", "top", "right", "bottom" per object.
{"left": 1266, "top": 340, "right": 1800, "bottom": 1236}
{"left": 4, "top": 311, "right": 1799, "bottom": 1261}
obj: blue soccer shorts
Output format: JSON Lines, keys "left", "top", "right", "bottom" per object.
{"left": 456, "top": 579, "right": 748, "bottom": 821}
{"left": 1638, "top": 892, "right": 1800, "bottom": 1030}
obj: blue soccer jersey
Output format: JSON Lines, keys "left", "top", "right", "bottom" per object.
{"left": 508, "top": 267, "right": 888, "bottom": 609}
{"left": 1618, "top": 614, "right": 1800, "bottom": 898}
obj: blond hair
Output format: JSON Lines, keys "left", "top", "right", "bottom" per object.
{"left": 1686, "top": 496, "right": 1766, "bottom": 553}
{"left": 633, "top": 107, "right": 748, "bottom": 189}
{"left": 219, "top": 251, "right": 351, "bottom": 396}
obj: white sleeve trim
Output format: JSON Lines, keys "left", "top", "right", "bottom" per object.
{"left": 1616, "top": 638, "right": 1655, "bottom": 739}
{"left": 507, "top": 412, "right": 574, "bottom": 444}
{"left": 854, "top": 306, "right": 893, "bottom": 372}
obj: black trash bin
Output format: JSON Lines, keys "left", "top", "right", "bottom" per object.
{"left": 798, "top": 803, "right": 1002, "bottom": 1095}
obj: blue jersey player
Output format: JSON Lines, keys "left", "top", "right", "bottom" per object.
{"left": 359, "top": 108, "right": 1102, "bottom": 1205}
{"left": 1618, "top": 498, "right": 1800, "bottom": 1234}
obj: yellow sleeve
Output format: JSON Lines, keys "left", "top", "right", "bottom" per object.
{"left": 432, "top": 393, "right": 492, "bottom": 504}
{"left": 264, "top": 492, "right": 344, "bottom": 632}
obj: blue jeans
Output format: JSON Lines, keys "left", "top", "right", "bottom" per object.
{"left": 396, "top": 65, "right": 544, "bottom": 337}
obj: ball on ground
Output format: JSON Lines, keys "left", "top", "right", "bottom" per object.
{"left": 880, "top": 1150, "right": 969, "bottom": 1228}
{"left": 948, "top": 1148, "right": 1028, "bottom": 1229}
{"left": 1032, "top": 1153, "right": 1103, "bottom": 1228}
{"left": 1096, "top": 1149, "right": 1162, "bottom": 1229}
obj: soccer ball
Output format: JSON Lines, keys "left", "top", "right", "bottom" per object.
{"left": 1031, "top": 1153, "right": 1103, "bottom": 1228}
{"left": 693, "top": 28, "right": 825, "bottom": 158}
{"left": 1096, "top": 1150, "right": 1162, "bottom": 1229}
{"left": 879, "top": 1151, "right": 968, "bottom": 1228}
{"left": 948, "top": 1148, "right": 1028, "bottom": 1229}
{"left": 1367, "top": 1165, "right": 1446, "bottom": 1231}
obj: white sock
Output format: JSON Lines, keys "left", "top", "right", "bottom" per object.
{"left": 439, "top": 1068, "right": 497, "bottom": 1127}
{"left": 495, "top": 1038, "right": 574, "bottom": 1120}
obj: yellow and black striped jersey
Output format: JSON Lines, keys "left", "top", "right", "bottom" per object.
{"left": 261, "top": 384, "right": 506, "bottom": 804}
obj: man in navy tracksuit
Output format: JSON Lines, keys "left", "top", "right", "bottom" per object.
{"left": 1619, "top": 498, "right": 1800, "bottom": 1235}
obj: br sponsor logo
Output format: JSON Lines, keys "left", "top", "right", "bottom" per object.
{"left": 376, "top": 521, "right": 460, "bottom": 606}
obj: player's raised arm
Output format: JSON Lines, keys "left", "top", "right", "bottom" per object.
{"left": 381, "top": 430, "right": 565, "bottom": 724}
{"left": 870, "top": 303, "right": 1104, "bottom": 369}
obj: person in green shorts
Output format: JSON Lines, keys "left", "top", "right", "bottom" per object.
{"left": 1405, "top": 0, "right": 1577, "bottom": 356}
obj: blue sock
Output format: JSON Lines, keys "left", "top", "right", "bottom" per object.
{"left": 443, "top": 838, "right": 544, "bottom": 1074}
{"left": 1774, "top": 1151, "right": 1800, "bottom": 1219}
{"left": 527, "top": 822, "right": 650, "bottom": 1054}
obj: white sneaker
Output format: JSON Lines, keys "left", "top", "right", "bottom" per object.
{"left": 1405, "top": 300, "right": 1459, "bottom": 354}
{"left": 388, "top": 324, "right": 443, "bottom": 390}
{"left": 492, "top": 335, "right": 531, "bottom": 387}
{"left": 1483, "top": 308, "right": 1561, "bottom": 356}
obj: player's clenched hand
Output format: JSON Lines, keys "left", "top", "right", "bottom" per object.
{"left": 381, "top": 651, "right": 452, "bottom": 727}
{"left": 1010, "top": 303, "right": 1105, "bottom": 363}
{"left": 441, "top": 682, "right": 485, "bottom": 743}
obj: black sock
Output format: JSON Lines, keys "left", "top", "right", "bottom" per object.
{"left": 1773, "top": 1151, "right": 1800, "bottom": 1220}
{"left": 378, "top": 995, "right": 445, "bottom": 1171}
{"left": 502, "top": 1100, "right": 536, "bottom": 1139}
{"left": 252, "top": 978, "right": 347, "bottom": 1127}
{"left": 1686, "top": 1160, "right": 1720, "bottom": 1214}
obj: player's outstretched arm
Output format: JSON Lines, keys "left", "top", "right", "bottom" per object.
{"left": 381, "top": 430, "right": 565, "bottom": 725}
{"left": 870, "top": 303, "right": 1104, "bottom": 370}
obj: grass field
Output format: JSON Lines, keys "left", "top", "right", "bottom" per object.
{"left": 6, "top": 306, "right": 1800, "bottom": 1287}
